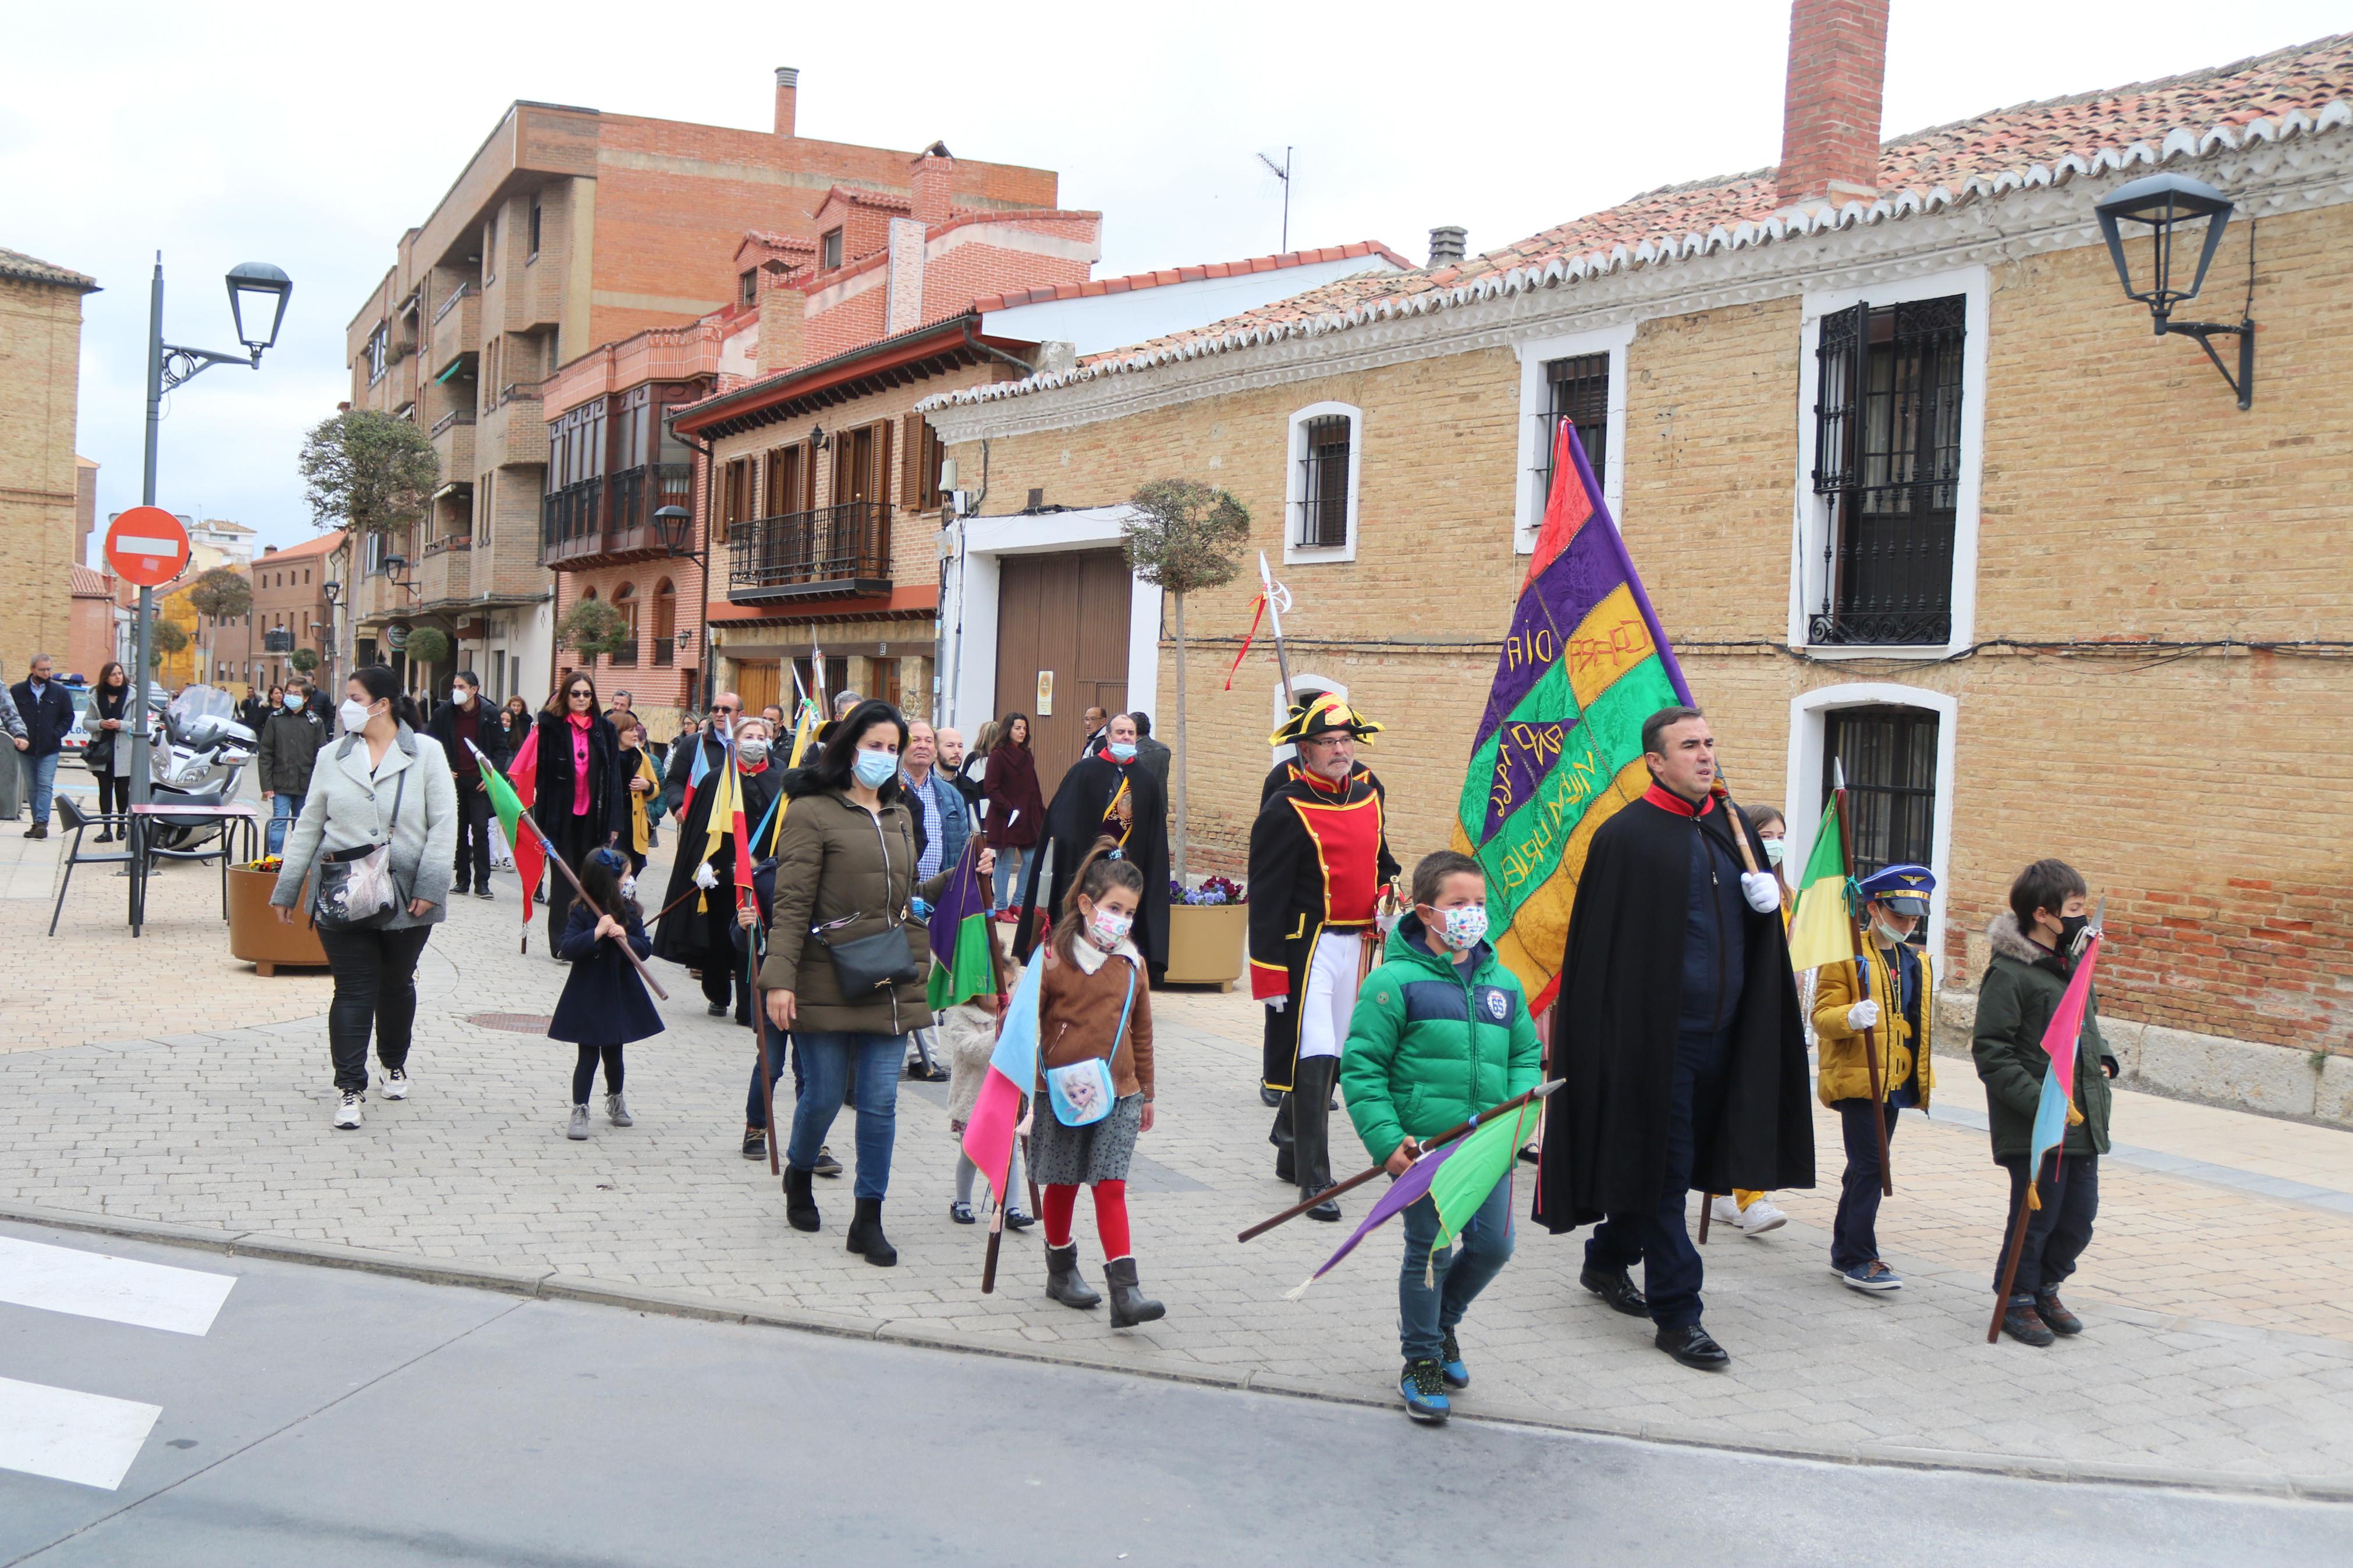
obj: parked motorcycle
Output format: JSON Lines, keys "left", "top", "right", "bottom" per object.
{"left": 144, "top": 686, "right": 256, "bottom": 854}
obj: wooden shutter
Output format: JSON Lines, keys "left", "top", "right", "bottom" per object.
{"left": 870, "top": 419, "right": 893, "bottom": 513}
{"left": 901, "top": 414, "right": 924, "bottom": 507}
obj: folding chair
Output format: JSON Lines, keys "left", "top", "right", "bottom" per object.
{"left": 49, "top": 794, "right": 136, "bottom": 937}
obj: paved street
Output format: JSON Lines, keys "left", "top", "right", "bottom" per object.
{"left": 4, "top": 818, "right": 2353, "bottom": 1512}
{"left": 4, "top": 1220, "right": 2348, "bottom": 1567}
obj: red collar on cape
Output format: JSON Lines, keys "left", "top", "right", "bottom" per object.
{"left": 1641, "top": 782, "right": 1716, "bottom": 817}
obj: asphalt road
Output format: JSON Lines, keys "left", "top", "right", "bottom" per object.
{"left": 2, "top": 1219, "right": 2348, "bottom": 1567}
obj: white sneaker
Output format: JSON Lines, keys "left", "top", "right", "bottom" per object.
{"left": 333, "top": 1091, "right": 363, "bottom": 1130}
{"left": 382, "top": 1066, "right": 410, "bottom": 1100}
{"left": 1710, "top": 1196, "right": 1743, "bottom": 1226}
{"left": 1739, "top": 1199, "right": 1788, "bottom": 1236}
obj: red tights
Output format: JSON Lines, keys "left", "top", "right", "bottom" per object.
{"left": 1042, "top": 1181, "right": 1131, "bottom": 1258}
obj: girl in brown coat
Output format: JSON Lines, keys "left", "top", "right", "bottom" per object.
{"left": 1032, "top": 841, "right": 1163, "bottom": 1327}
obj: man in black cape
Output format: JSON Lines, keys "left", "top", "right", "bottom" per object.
{"left": 1533, "top": 705, "right": 1813, "bottom": 1370}
{"left": 653, "top": 702, "right": 783, "bottom": 1025}
{"left": 1013, "top": 712, "right": 1170, "bottom": 969}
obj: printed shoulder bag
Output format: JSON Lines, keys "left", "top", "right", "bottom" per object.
{"left": 1045, "top": 959, "right": 1137, "bottom": 1128}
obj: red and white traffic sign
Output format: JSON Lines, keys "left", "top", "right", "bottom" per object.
{"left": 104, "top": 506, "right": 191, "bottom": 588}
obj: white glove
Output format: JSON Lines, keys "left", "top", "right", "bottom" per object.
{"left": 1375, "top": 908, "right": 1399, "bottom": 935}
{"left": 1740, "top": 872, "right": 1781, "bottom": 913}
{"left": 1846, "top": 999, "right": 1881, "bottom": 1032}
{"left": 1264, "top": 996, "right": 1287, "bottom": 1014}
{"left": 692, "top": 862, "right": 718, "bottom": 890}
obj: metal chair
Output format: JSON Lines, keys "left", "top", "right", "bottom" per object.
{"left": 49, "top": 794, "right": 135, "bottom": 937}
{"left": 137, "top": 794, "right": 251, "bottom": 923}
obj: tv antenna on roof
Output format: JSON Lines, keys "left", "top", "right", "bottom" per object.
{"left": 1256, "top": 147, "right": 1293, "bottom": 253}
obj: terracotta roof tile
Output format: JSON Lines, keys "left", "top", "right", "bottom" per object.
{"left": 0, "top": 246, "right": 98, "bottom": 291}
{"left": 932, "top": 33, "right": 2351, "bottom": 409}
{"left": 967, "top": 240, "right": 1412, "bottom": 313}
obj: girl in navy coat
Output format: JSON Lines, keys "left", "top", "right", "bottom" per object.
{"left": 550, "top": 848, "right": 663, "bottom": 1139}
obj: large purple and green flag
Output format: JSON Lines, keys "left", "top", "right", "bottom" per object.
{"left": 1450, "top": 419, "right": 1692, "bottom": 1014}
{"left": 927, "top": 837, "right": 999, "bottom": 1013}
{"left": 1283, "top": 1093, "right": 1546, "bottom": 1300}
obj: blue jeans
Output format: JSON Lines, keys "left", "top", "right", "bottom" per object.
{"left": 1585, "top": 1023, "right": 1731, "bottom": 1329}
{"left": 268, "top": 791, "right": 305, "bottom": 856}
{"left": 1399, "top": 1172, "right": 1516, "bottom": 1363}
{"left": 21, "top": 752, "right": 59, "bottom": 826}
{"left": 989, "top": 845, "right": 1029, "bottom": 911}
{"left": 785, "top": 1031, "right": 904, "bottom": 1199}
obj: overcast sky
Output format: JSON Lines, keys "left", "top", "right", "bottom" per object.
{"left": 5, "top": 1, "right": 2341, "bottom": 561}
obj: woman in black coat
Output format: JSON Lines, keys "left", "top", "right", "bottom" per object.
{"left": 511, "top": 671, "right": 630, "bottom": 955}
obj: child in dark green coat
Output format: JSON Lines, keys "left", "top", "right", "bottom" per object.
{"left": 1343, "top": 851, "right": 1542, "bottom": 1425}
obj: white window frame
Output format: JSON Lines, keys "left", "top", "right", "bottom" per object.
{"left": 1282, "top": 401, "right": 1362, "bottom": 566}
{"left": 1788, "top": 264, "right": 1989, "bottom": 660}
{"left": 1783, "top": 681, "right": 1958, "bottom": 982}
{"left": 1512, "top": 322, "right": 1633, "bottom": 554}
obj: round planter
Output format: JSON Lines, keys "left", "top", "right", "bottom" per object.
{"left": 226, "top": 866, "right": 328, "bottom": 974}
{"left": 1162, "top": 901, "right": 1247, "bottom": 989}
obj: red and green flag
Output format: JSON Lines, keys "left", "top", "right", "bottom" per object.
{"left": 1450, "top": 419, "right": 1692, "bottom": 1013}
{"left": 467, "top": 738, "right": 545, "bottom": 924}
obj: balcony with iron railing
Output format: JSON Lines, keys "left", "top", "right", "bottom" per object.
{"left": 479, "top": 379, "right": 546, "bottom": 467}
{"left": 428, "top": 285, "right": 480, "bottom": 381}
{"left": 727, "top": 501, "right": 893, "bottom": 602}
{"left": 416, "top": 534, "right": 473, "bottom": 606}
{"left": 540, "top": 463, "right": 693, "bottom": 569}
{"left": 430, "top": 408, "right": 476, "bottom": 478}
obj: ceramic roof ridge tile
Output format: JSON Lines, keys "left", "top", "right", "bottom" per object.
{"left": 967, "top": 240, "right": 1410, "bottom": 314}
{"left": 0, "top": 246, "right": 98, "bottom": 291}
{"left": 924, "top": 33, "right": 2352, "bottom": 413}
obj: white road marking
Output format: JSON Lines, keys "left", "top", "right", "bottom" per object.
{"left": 0, "top": 1236, "right": 236, "bottom": 1336}
{"left": 0, "top": 1377, "right": 162, "bottom": 1490}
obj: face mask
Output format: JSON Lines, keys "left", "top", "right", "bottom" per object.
{"left": 1108, "top": 742, "right": 1137, "bottom": 762}
{"left": 853, "top": 750, "right": 898, "bottom": 789}
{"left": 1085, "top": 906, "right": 1134, "bottom": 950}
{"left": 452, "top": 687, "right": 470, "bottom": 705}
{"left": 2057, "top": 912, "right": 2090, "bottom": 950}
{"left": 739, "top": 738, "right": 770, "bottom": 764}
{"left": 1761, "top": 837, "right": 1786, "bottom": 867}
{"left": 1873, "top": 917, "right": 1912, "bottom": 946}
{"left": 619, "top": 876, "right": 638, "bottom": 902}
{"left": 339, "top": 698, "right": 372, "bottom": 733}
{"left": 283, "top": 692, "right": 304, "bottom": 711}
{"left": 1426, "top": 904, "right": 1489, "bottom": 951}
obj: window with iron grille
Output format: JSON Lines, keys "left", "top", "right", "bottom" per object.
{"left": 1536, "top": 353, "right": 1609, "bottom": 504}
{"left": 1296, "top": 414, "right": 1351, "bottom": 549}
{"left": 1810, "top": 296, "right": 1966, "bottom": 645}
{"left": 1823, "top": 704, "right": 1939, "bottom": 886}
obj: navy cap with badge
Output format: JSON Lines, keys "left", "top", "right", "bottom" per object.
{"left": 1857, "top": 863, "right": 1936, "bottom": 917}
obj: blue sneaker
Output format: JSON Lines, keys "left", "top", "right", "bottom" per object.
{"left": 1439, "top": 1328, "right": 1470, "bottom": 1390}
{"left": 1837, "top": 1260, "right": 1903, "bottom": 1292}
{"left": 1401, "top": 1359, "right": 1450, "bottom": 1424}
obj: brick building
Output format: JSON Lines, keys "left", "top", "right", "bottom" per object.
{"left": 67, "top": 565, "right": 118, "bottom": 680}
{"left": 923, "top": 17, "right": 2353, "bottom": 1117}
{"left": 0, "top": 247, "right": 95, "bottom": 682}
{"left": 342, "top": 68, "right": 1062, "bottom": 716}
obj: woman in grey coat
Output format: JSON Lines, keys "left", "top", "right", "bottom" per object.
{"left": 270, "top": 664, "right": 458, "bottom": 1130}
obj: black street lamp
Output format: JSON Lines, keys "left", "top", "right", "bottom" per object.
{"left": 226, "top": 263, "right": 294, "bottom": 357}
{"left": 655, "top": 503, "right": 715, "bottom": 712}
{"left": 2093, "top": 172, "right": 2254, "bottom": 409}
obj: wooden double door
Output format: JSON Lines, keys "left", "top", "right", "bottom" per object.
{"left": 993, "top": 549, "right": 1130, "bottom": 803}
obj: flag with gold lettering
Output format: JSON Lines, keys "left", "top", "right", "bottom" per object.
{"left": 1449, "top": 421, "right": 1691, "bottom": 1014}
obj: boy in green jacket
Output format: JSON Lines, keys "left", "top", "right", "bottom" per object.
{"left": 1972, "top": 858, "right": 2117, "bottom": 1347}
{"left": 1343, "top": 850, "right": 1543, "bottom": 1425}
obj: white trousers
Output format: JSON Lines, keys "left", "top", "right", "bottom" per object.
{"left": 1296, "top": 931, "right": 1365, "bottom": 1061}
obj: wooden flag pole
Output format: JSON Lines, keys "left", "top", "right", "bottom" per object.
{"left": 1831, "top": 783, "right": 1894, "bottom": 1197}
{"left": 467, "top": 741, "right": 668, "bottom": 1000}
{"left": 1697, "top": 1196, "right": 1714, "bottom": 1244}
{"left": 1238, "top": 1080, "right": 1564, "bottom": 1243}
{"left": 1987, "top": 1173, "right": 2039, "bottom": 1343}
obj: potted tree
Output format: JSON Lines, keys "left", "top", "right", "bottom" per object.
{"left": 1123, "top": 478, "right": 1251, "bottom": 987}
{"left": 400, "top": 625, "right": 452, "bottom": 694}
{"left": 226, "top": 858, "right": 329, "bottom": 975}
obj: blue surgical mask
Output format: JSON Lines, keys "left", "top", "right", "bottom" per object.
{"left": 853, "top": 749, "right": 898, "bottom": 789}
{"left": 1108, "top": 742, "right": 1137, "bottom": 762}
{"left": 283, "top": 692, "right": 304, "bottom": 710}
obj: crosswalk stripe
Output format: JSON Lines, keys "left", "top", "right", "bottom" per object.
{"left": 0, "top": 1236, "right": 236, "bottom": 1336}
{"left": 0, "top": 1376, "right": 163, "bottom": 1491}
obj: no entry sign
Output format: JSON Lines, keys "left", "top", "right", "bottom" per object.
{"left": 105, "top": 507, "right": 191, "bottom": 588}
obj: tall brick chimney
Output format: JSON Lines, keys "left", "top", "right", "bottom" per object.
{"left": 908, "top": 143, "right": 954, "bottom": 227}
{"left": 773, "top": 67, "right": 799, "bottom": 138}
{"left": 1776, "top": 0, "right": 1887, "bottom": 209}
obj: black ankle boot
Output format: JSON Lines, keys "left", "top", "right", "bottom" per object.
{"left": 845, "top": 1196, "right": 896, "bottom": 1266}
{"left": 1044, "top": 1243, "right": 1101, "bottom": 1309}
{"left": 783, "top": 1166, "right": 821, "bottom": 1233}
{"left": 1104, "top": 1257, "right": 1165, "bottom": 1328}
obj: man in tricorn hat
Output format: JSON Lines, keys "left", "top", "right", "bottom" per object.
{"left": 1248, "top": 692, "right": 1399, "bottom": 1219}
{"left": 1811, "top": 862, "right": 1938, "bottom": 1294}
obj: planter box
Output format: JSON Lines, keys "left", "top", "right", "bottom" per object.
{"left": 226, "top": 866, "right": 328, "bottom": 975}
{"left": 1163, "top": 902, "right": 1247, "bottom": 989}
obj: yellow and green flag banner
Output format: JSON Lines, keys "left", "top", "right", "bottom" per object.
{"left": 1785, "top": 803, "right": 1852, "bottom": 973}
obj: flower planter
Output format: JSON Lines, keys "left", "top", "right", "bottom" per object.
{"left": 1162, "top": 902, "right": 1247, "bottom": 989}
{"left": 226, "top": 866, "right": 328, "bottom": 975}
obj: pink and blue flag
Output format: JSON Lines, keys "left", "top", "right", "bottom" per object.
{"left": 2025, "top": 929, "right": 2103, "bottom": 1201}
{"left": 959, "top": 948, "right": 1044, "bottom": 1207}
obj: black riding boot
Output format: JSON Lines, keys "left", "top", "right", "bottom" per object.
{"left": 1104, "top": 1257, "right": 1165, "bottom": 1328}
{"left": 784, "top": 1166, "right": 821, "bottom": 1233}
{"left": 1045, "top": 1243, "right": 1102, "bottom": 1310}
{"left": 845, "top": 1196, "right": 897, "bottom": 1266}
{"left": 1293, "top": 1056, "right": 1340, "bottom": 1219}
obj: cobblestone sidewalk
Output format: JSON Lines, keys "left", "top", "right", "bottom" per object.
{"left": 4, "top": 829, "right": 2352, "bottom": 1495}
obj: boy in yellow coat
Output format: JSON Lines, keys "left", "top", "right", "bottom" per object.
{"left": 1811, "top": 863, "right": 1935, "bottom": 1292}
